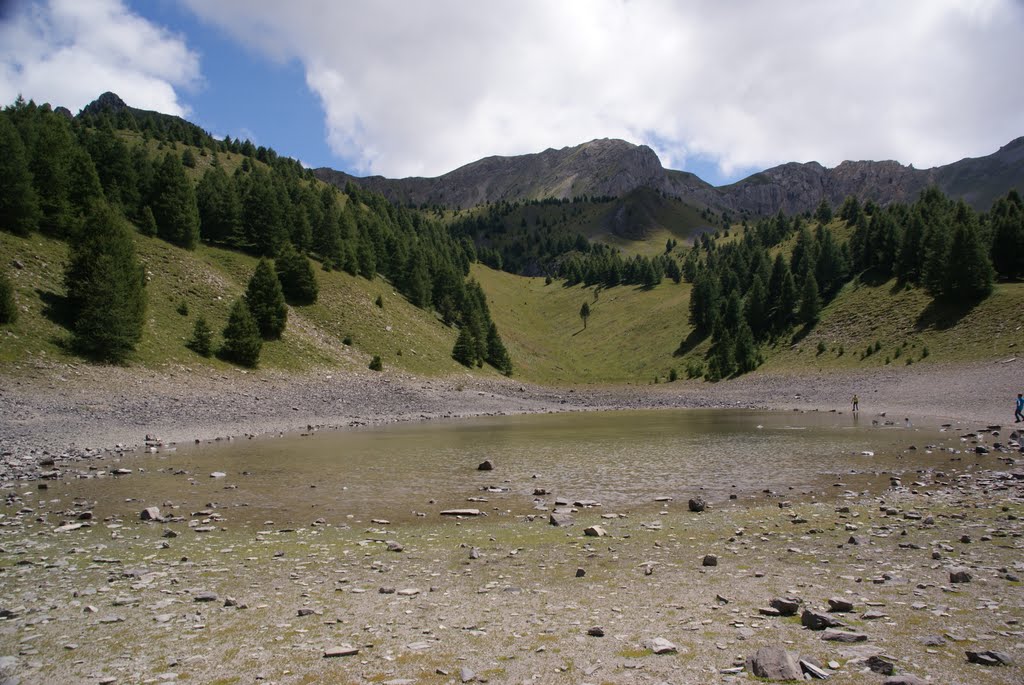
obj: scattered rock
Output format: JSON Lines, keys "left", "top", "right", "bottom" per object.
{"left": 746, "top": 645, "right": 802, "bottom": 681}
{"left": 966, "top": 650, "right": 1012, "bottom": 666}
{"left": 821, "top": 629, "right": 867, "bottom": 642}
{"left": 770, "top": 597, "right": 801, "bottom": 616}
{"left": 587, "top": 626, "right": 605, "bottom": 637}
{"left": 882, "top": 677, "right": 928, "bottom": 685}
{"left": 324, "top": 645, "right": 359, "bottom": 658}
{"left": 140, "top": 506, "right": 162, "bottom": 521}
{"left": 644, "top": 637, "right": 677, "bottom": 654}
{"left": 827, "top": 597, "right": 854, "bottom": 612}
{"left": 702, "top": 554, "right": 718, "bottom": 567}
{"left": 583, "top": 525, "right": 607, "bottom": 537}
{"left": 459, "top": 666, "right": 476, "bottom": 683}
{"left": 477, "top": 460, "right": 494, "bottom": 471}
{"left": 949, "top": 567, "right": 972, "bottom": 583}
{"left": 866, "top": 655, "right": 894, "bottom": 675}
{"left": 194, "top": 591, "right": 218, "bottom": 603}
{"left": 688, "top": 497, "right": 707, "bottom": 513}
{"left": 802, "top": 609, "right": 844, "bottom": 630}
{"left": 549, "top": 512, "right": 574, "bottom": 527}
{"left": 440, "top": 509, "right": 482, "bottom": 517}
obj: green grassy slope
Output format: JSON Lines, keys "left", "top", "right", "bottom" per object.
{"left": 0, "top": 230, "right": 465, "bottom": 376}
{"left": 474, "top": 264, "right": 695, "bottom": 383}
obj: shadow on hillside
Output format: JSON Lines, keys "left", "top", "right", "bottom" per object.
{"left": 38, "top": 288, "right": 73, "bottom": 329}
{"left": 673, "top": 329, "right": 704, "bottom": 357}
{"left": 791, "top": 322, "right": 813, "bottom": 345}
{"left": 915, "top": 297, "right": 979, "bottom": 332}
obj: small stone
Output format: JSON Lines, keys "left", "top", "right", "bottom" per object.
{"left": 867, "top": 655, "right": 894, "bottom": 675}
{"left": 324, "top": 645, "right": 359, "bottom": 658}
{"left": 477, "top": 460, "right": 494, "bottom": 471}
{"left": 801, "top": 609, "right": 843, "bottom": 630}
{"left": 210, "top": 472, "right": 226, "bottom": 478}
{"left": 575, "top": 568, "right": 586, "bottom": 578}
{"left": 821, "top": 629, "right": 867, "bottom": 642}
{"left": 645, "top": 637, "right": 677, "bottom": 654}
{"left": 194, "top": 591, "right": 218, "bottom": 603}
{"left": 769, "top": 597, "right": 801, "bottom": 616}
{"left": 587, "top": 626, "right": 605, "bottom": 637}
{"left": 459, "top": 666, "right": 476, "bottom": 683}
{"left": 949, "top": 567, "right": 972, "bottom": 583}
{"left": 297, "top": 608, "right": 316, "bottom": 617}
{"left": 827, "top": 597, "right": 854, "bottom": 612}
{"left": 549, "top": 512, "right": 574, "bottom": 527}
{"left": 702, "top": 554, "right": 718, "bottom": 567}
{"left": 386, "top": 541, "right": 404, "bottom": 552}
{"left": 140, "top": 507, "right": 162, "bottom": 521}
{"left": 688, "top": 497, "right": 707, "bottom": 513}
{"left": 882, "top": 677, "right": 928, "bottom": 685}
{"left": 583, "top": 525, "right": 607, "bottom": 537}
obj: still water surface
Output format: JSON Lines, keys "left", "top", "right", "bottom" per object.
{"left": 72, "top": 409, "right": 943, "bottom": 526}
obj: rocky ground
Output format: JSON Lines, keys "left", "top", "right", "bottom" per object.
{"left": 0, "top": 360, "right": 1022, "bottom": 684}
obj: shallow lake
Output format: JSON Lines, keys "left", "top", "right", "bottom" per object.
{"left": 61, "top": 409, "right": 960, "bottom": 527}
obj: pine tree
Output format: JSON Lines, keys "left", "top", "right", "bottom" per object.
{"left": 579, "top": 301, "right": 590, "bottom": 329}
{"left": 989, "top": 191, "right": 1024, "bottom": 280}
{"left": 942, "top": 202, "right": 994, "bottom": 300}
{"left": 275, "top": 243, "right": 319, "bottom": 305}
{"left": 733, "top": 321, "right": 760, "bottom": 373}
{"left": 196, "top": 166, "right": 242, "bottom": 245}
{"left": 29, "top": 113, "right": 75, "bottom": 236}
{"left": 187, "top": 316, "right": 214, "bottom": 357}
{"left": 452, "top": 325, "right": 476, "bottom": 367}
{"left": 0, "top": 114, "right": 41, "bottom": 236}
{"left": 485, "top": 322, "right": 513, "bottom": 375}
{"left": 220, "top": 298, "right": 261, "bottom": 367}
{"left": 150, "top": 152, "right": 200, "bottom": 249}
{"left": 0, "top": 269, "right": 17, "bottom": 324}
{"left": 744, "top": 275, "right": 769, "bottom": 340}
{"left": 139, "top": 205, "right": 157, "bottom": 236}
{"left": 245, "top": 259, "right": 288, "bottom": 339}
{"left": 64, "top": 201, "right": 146, "bottom": 362}
{"left": 799, "top": 272, "right": 821, "bottom": 325}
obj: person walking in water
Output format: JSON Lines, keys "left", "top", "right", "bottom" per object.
{"left": 1016, "top": 393, "right": 1023, "bottom": 423}
{"left": 852, "top": 394, "right": 859, "bottom": 413}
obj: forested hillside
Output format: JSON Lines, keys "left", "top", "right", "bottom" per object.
{"left": 0, "top": 93, "right": 511, "bottom": 374}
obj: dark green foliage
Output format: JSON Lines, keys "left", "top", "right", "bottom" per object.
{"left": 814, "top": 225, "right": 847, "bottom": 298}
{"left": 176, "top": 301, "right": 189, "bottom": 316}
{"left": 733, "top": 321, "right": 760, "bottom": 374}
{"left": 219, "top": 298, "right": 261, "bottom": 367}
{"left": 181, "top": 148, "right": 197, "bottom": 168}
{"left": 0, "top": 269, "right": 16, "bottom": 324}
{"left": 342, "top": 335, "right": 352, "bottom": 346}
{"left": 579, "top": 301, "right": 590, "bottom": 329}
{"left": 368, "top": 355, "right": 383, "bottom": 371}
{"left": 989, "top": 190, "right": 1024, "bottom": 280}
{"left": 188, "top": 316, "right": 213, "bottom": 357}
{"left": 799, "top": 272, "right": 821, "bottom": 325}
{"left": 28, "top": 112, "right": 75, "bottom": 236}
{"left": 452, "top": 325, "right": 476, "bottom": 367}
{"left": 485, "top": 322, "right": 513, "bottom": 375}
{"left": 940, "top": 201, "right": 993, "bottom": 300}
{"left": 64, "top": 201, "right": 146, "bottom": 362}
{"left": 668, "top": 367, "right": 678, "bottom": 382}
{"left": 139, "top": 205, "right": 157, "bottom": 236}
{"left": 196, "top": 166, "right": 242, "bottom": 245}
{"left": 241, "top": 169, "right": 288, "bottom": 256}
{"left": 744, "top": 275, "right": 769, "bottom": 339}
{"left": 814, "top": 198, "right": 833, "bottom": 224}
{"left": 245, "top": 259, "right": 287, "bottom": 339}
{"left": 275, "top": 243, "right": 319, "bottom": 305}
{"left": 0, "top": 113, "right": 41, "bottom": 236}
{"left": 375, "top": 294, "right": 384, "bottom": 308}
{"left": 150, "top": 152, "right": 199, "bottom": 249}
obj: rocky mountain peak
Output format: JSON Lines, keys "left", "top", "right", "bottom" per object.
{"left": 80, "top": 92, "right": 129, "bottom": 116}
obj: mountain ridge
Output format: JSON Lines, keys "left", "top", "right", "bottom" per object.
{"left": 314, "top": 136, "right": 1024, "bottom": 215}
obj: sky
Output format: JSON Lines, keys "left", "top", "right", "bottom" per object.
{"left": 1, "top": 0, "right": 1022, "bottom": 187}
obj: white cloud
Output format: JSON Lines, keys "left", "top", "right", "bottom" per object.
{"left": 183, "top": 0, "right": 1023, "bottom": 180}
{"left": 0, "top": 0, "right": 199, "bottom": 115}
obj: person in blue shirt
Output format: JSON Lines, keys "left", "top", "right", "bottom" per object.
{"left": 1016, "top": 393, "right": 1024, "bottom": 423}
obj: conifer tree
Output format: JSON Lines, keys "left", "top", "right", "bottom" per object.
{"left": 942, "top": 202, "right": 994, "bottom": 300}
{"left": 485, "top": 322, "right": 513, "bottom": 375}
{"left": 989, "top": 191, "right": 1024, "bottom": 280}
{"left": 245, "top": 259, "right": 287, "bottom": 339}
{"left": 187, "top": 316, "right": 213, "bottom": 357}
{"left": 220, "top": 298, "right": 261, "bottom": 367}
{"left": 452, "top": 325, "right": 476, "bottom": 367}
{"left": 0, "top": 114, "right": 41, "bottom": 236}
{"left": 151, "top": 152, "right": 200, "bottom": 248}
{"left": 196, "top": 166, "right": 242, "bottom": 245}
{"left": 799, "top": 272, "right": 821, "bottom": 325}
{"left": 275, "top": 242, "right": 319, "bottom": 305}
{"left": 139, "top": 205, "right": 157, "bottom": 236}
{"left": 29, "top": 113, "right": 74, "bottom": 235}
{"left": 744, "top": 275, "right": 769, "bottom": 339}
{"left": 0, "top": 269, "right": 16, "bottom": 324}
{"left": 64, "top": 201, "right": 146, "bottom": 362}
{"left": 733, "top": 321, "right": 760, "bottom": 373}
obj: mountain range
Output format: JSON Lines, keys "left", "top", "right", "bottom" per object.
{"left": 314, "top": 136, "right": 1024, "bottom": 216}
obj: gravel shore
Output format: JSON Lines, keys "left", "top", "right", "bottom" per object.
{"left": 1, "top": 359, "right": 1020, "bottom": 470}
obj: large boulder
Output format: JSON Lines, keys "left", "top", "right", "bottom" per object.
{"left": 746, "top": 645, "right": 802, "bottom": 681}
